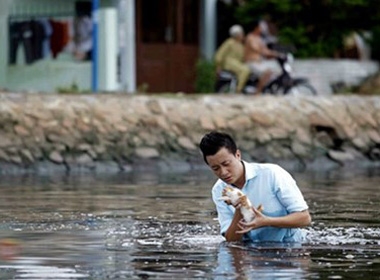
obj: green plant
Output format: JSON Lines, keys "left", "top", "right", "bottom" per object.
{"left": 195, "top": 59, "right": 216, "bottom": 93}
{"left": 370, "top": 26, "right": 380, "bottom": 62}
{"left": 57, "top": 82, "right": 89, "bottom": 94}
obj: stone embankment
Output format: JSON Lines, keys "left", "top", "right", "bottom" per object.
{"left": 0, "top": 93, "right": 379, "bottom": 173}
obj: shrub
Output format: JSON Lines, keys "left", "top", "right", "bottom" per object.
{"left": 195, "top": 59, "right": 216, "bottom": 93}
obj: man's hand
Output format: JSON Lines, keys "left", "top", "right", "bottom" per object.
{"left": 236, "top": 206, "right": 268, "bottom": 234}
{"left": 236, "top": 209, "right": 312, "bottom": 234}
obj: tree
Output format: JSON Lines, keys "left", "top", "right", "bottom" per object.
{"left": 233, "top": 0, "right": 380, "bottom": 58}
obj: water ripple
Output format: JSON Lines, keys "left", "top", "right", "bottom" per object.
{"left": 305, "top": 226, "right": 380, "bottom": 246}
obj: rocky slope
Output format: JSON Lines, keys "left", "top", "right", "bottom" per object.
{"left": 0, "top": 93, "right": 379, "bottom": 173}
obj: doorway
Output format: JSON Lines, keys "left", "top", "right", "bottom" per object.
{"left": 136, "top": 0, "right": 199, "bottom": 93}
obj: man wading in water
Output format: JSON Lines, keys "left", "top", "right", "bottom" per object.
{"left": 199, "top": 131, "right": 311, "bottom": 242}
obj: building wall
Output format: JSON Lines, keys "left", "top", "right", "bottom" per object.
{"left": 1, "top": 0, "right": 212, "bottom": 94}
{"left": 2, "top": 0, "right": 92, "bottom": 93}
{"left": 292, "top": 59, "right": 379, "bottom": 95}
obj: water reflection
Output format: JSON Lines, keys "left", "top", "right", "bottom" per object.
{"left": 0, "top": 167, "right": 379, "bottom": 279}
{"left": 214, "top": 242, "right": 311, "bottom": 279}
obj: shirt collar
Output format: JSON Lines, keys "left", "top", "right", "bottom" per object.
{"left": 242, "top": 160, "right": 258, "bottom": 181}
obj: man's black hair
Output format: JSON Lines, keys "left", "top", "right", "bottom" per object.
{"left": 248, "top": 19, "right": 261, "bottom": 32}
{"left": 199, "top": 131, "right": 237, "bottom": 164}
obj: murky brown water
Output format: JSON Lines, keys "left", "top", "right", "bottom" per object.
{"left": 0, "top": 167, "right": 379, "bottom": 279}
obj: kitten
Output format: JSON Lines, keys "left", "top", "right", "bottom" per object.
{"left": 219, "top": 185, "right": 263, "bottom": 222}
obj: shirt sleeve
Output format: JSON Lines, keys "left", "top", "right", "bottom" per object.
{"left": 212, "top": 183, "right": 235, "bottom": 235}
{"left": 272, "top": 165, "right": 309, "bottom": 213}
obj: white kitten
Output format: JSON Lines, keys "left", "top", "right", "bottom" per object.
{"left": 219, "top": 185, "right": 263, "bottom": 222}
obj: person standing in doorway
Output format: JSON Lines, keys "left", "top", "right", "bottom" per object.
{"left": 73, "top": 14, "right": 93, "bottom": 61}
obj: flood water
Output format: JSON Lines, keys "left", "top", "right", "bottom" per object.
{"left": 0, "top": 167, "right": 379, "bottom": 279}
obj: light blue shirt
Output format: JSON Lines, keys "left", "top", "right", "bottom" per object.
{"left": 212, "top": 161, "right": 309, "bottom": 243}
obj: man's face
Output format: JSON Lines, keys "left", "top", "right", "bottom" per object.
{"left": 206, "top": 147, "right": 244, "bottom": 185}
{"left": 253, "top": 25, "right": 262, "bottom": 35}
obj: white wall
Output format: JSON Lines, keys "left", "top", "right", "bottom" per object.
{"left": 200, "top": 0, "right": 217, "bottom": 61}
{"left": 118, "top": 0, "right": 136, "bottom": 93}
{"left": 98, "top": 8, "right": 118, "bottom": 91}
{"left": 292, "top": 59, "right": 379, "bottom": 95}
{"left": 0, "top": 0, "right": 9, "bottom": 87}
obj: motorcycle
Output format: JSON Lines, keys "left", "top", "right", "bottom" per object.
{"left": 215, "top": 53, "right": 317, "bottom": 96}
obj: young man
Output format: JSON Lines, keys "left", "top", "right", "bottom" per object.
{"left": 199, "top": 131, "right": 311, "bottom": 243}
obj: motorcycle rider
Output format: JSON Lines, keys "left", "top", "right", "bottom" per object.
{"left": 245, "top": 20, "right": 283, "bottom": 95}
{"left": 215, "top": 25, "right": 250, "bottom": 93}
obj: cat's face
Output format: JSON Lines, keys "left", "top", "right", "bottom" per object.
{"left": 222, "top": 186, "right": 253, "bottom": 209}
{"left": 221, "top": 186, "right": 244, "bottom": 205}
{"left": 222, "top": 186, "right": 236, "bottom": 196}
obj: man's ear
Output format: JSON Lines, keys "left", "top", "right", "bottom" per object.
{"left": 236, "top": 149, "right": 241, "bottom": 160}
